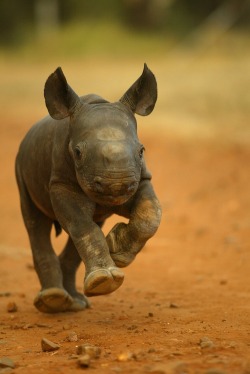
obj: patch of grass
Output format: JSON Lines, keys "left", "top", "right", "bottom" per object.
{"left": 0, "top": 20, "right": 174, "bottom": 63}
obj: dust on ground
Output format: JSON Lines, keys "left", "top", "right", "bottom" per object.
{"left": 0, "top": 54, "right": 250, "bottom": 373}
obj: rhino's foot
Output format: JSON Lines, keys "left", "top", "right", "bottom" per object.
{"left": 34, "top": 287, "right": 73, "bottom": 313}
{"left": 68, "top": 292, "right": 91, "bottom": 312}
{"left": 84, "top": 267, "right": 124, "bottom": 297}
{"left": 109, "top": 252, "right": 135, "bottom": 268}
{"left": 106, "top": 223, "right": 136, "bottom": 268}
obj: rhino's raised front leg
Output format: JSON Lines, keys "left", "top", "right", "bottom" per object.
{"left": 106, "top": 180, "right": 161, "bottom": 267}
{"left": 51, "top": 184, "right": 124, "bottom": 297}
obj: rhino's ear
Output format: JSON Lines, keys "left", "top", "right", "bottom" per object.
{"left": 119, "top": 63, "right": 157, "bottom": 116}
{"left": 44, "top": 67, "right": 80, "bottom": 120}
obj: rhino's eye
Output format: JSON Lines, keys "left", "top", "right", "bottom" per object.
{"left": 139, "top": 146, "right": 145, "bottom": 159}
{"left": 74, "top": 147, "right": 82, "bottom": 160}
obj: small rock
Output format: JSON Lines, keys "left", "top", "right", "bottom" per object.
{"left": 41, "top": 337, "right": 60, "bottom": 352}
{"left": 7, "top": 302, "right": 17, "bottom": 313}
{"left": 0, "top": 292, "right": 11, "bottom": 297}
{"left": 143, "top": 364, "right": 166, "bottom": 374}
{"left": 76, "top": 344, "right": 101, "bottom": 359}
{"left": 0, "top": 357, "right": 15, "bottom": 369}
{"left": 66, "top": 331, "right": 78, "bottom": 342}
{"left": 127, "top": 324, "right": 138, "bottom": 330}
{"left": 77, "top": 354, "right": 91, "bottom": 367}
{"left": 200, "top": 337, "right": 214, "bottom": 349}
{"left": 117, "top": 351, "right": 135, "bottom": 362}
{"left": 148, "top": 312, "right": 154, "bottom": 317}
{"left": 169, "top": 303, "right": 179, "bottom": 309}
{"left": 205, "top": 369, "right": 227, "bottom": 374}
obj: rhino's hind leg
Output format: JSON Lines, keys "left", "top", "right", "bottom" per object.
{"left": 34, "top": 287, "right": 73, "bottom": 313}
{"left": 84, "top": 267, "right": 124, "bottom": 297}
{"left": 15, "top": 169, "right": 74, "bottom": 313}
{"left": 59, "top": 237, "right": 90, "bottom": 311}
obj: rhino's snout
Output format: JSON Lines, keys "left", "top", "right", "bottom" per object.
{"left": 93, "top": 176, "right": 138, "bottom": 196}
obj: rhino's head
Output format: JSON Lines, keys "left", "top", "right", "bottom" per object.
{"left": 44, "top": 64, "right": 157, "bottom": 206}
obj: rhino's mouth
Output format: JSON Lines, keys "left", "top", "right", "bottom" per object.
{"left": 78, "top": 172, "right": 139, "bottom": 206}
{"left": 92, "top": 180, "right": 138, "bottom": 206}
{"left": 92, "top": 177, "right": 139, "bottom": 205}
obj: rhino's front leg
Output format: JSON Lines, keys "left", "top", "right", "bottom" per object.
{"left": 106, "top": 180, "right": 161, "bottom": 267}
{"left": 50, "top": 184, "right": 124, "bottom": 296}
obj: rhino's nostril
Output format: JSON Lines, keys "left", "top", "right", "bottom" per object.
{"left": 94, "top": 177, "right": 104, "bottom": 193}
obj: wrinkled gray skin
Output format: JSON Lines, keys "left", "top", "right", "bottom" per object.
{"left": 15, "top": 64, "right": 162, "bottom": 313}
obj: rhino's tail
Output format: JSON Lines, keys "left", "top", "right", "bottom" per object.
{"left": 54, "top": 220, "right": 62, "bottom": 237}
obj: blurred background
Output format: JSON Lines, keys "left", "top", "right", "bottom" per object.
{"left": 0, "top": 0, "right": 250, "bottom": 141}
{"left": 0, "top": 0, "right": 250, "bottom": 248}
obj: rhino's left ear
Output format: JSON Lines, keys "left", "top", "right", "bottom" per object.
{"left": 119, "top": 63, "right": 157, "bottom": 116}
{"left": 44, "top": 67, "right": 80, "bottom": 120}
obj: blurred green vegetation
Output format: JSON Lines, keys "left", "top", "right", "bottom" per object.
{"left": 0, "top": 0, "right": 249, "bottom": 60}
{"left": 1, "top": 0, "right": 250, "bottom": 144}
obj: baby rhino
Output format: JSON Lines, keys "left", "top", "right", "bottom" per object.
{"left": 15, "top": 64, "right": 162, "bottom": 313}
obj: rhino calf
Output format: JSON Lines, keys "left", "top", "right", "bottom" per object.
{"left": 15, "top": 64, "right": 161, "bottom": 313}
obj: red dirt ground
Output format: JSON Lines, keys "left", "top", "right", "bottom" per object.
{"left": 0, "top": 122, "right": 249, "bottom": 373}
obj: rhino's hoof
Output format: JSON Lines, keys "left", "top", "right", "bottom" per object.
{"left": 68, "top": 294, "right": 90, "bottom": 312}
{"left": 110, "top": 252, "right": 135, "bottom": 268}
{"left": 34, "top": 287, "right": 73, "bottom": 313}
{"left": 84, "top": 267, "right": 124, "bottom": 297}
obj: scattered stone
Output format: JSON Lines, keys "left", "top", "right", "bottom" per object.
{"left": 148, "top": 348, "right": 156, "bottom": 353}
{"left": 35, "top": 323, "right": 52, "bottom": 328}
{"left": 220, "top": 279, "right": 228, "bottom": 285}
{"left": 0, "top": 292, "right": 11, "bottom": 297}
{"left": 41, "top": 337, "right": 60, "bottom": 352}
{"left": 143, "top": 364, "right": 166, "bottom": 374}
{"left": 169, "top": 361, "right": 187, "bottom": 373}
{"left": 68, "top": 354, "right": 79, "bottom": 360}
{"left": 7, "top": 302, "right": 18, "bottom": 313}
{"left": 76, "top": 344, "right": 101, "bottom": 359}
{"left": 200, "top": 337, "right": 215, "bottom": 349}
{"left": 77, "top": 354, "right": 91, "bottom": 368}
{"left": 169, "top": 303, "right": 179, "bottom": 309}
{"left": 111, "top": 366, "right": 123, "bottom": 372}
{"left": 0, "top": 357, "right": 15, "bottom": 369}
{"left": 117, "top": 351, "right": 135, "bottom": 362}
{"left": 22, "top": 324, "right": 33, "bottom": 330}
{"left": 127, "top": 324, "right": 138, "bottom": 330}
{"left": 66, "top": 331, "right": 78, "bottom": 342}
{"left": 148, "top": 312, "right": 154, "bottom": 317}
{"left": 205, "top": 369, "right": 227, "bottom": 374}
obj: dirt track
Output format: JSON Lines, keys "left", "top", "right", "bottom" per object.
{"left": 0, "top": 57, "right": 250, "bottom": 373}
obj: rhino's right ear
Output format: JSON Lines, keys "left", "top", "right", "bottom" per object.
{"left": 44, "top": 67, "right": 80, "bottom": 120}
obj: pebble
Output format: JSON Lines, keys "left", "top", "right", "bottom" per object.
{"left": 41, "top": 337, "right": 60, "bottom": 352}
{"left": 0, "top": 357, "right": 15, "bottom": 369}
{"left": 77, "top": 354, "right": 91, "bottom": 368}
{"left": 117, "top": 351, "right": 135, "bottom": 362}
{"left": 66, "top": 331, "right": 78, "bottom": 342}
{"left": 0, "top": 292, "right": 11, "bottom": 297}
{"left": 205, "top": 369, "right": 227, "bottom": 374}
{"left": 169, "top": 303, "right": 179, "bottom": 309}
{"left": 76, "top": 344, "right": 101, "bottom": 359}
{"left": 7, "top": 302, "right": 18, "bottom": 313}
{"left": 200, "top": 337, "right": 215, "bottom": 349}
